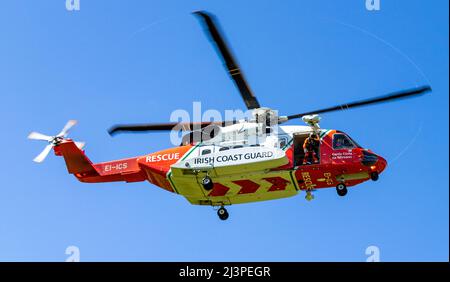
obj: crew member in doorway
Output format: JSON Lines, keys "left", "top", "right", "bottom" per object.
{"left": 303, "top": 132, "right": 320, "bottom": 165}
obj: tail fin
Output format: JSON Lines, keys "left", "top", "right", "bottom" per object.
{"left": 54, "top": 140, "right": 99, "bottom": 176}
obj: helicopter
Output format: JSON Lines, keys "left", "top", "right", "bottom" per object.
{"left": 28, "top": 11, "right": 431, "bottom": 220}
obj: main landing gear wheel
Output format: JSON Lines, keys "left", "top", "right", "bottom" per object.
{"left": 336, "top": 183, "right": 347, "bottom": 196}
{"left": 217, "top": 207, "right": 229, "bottom": 220}
{"left": 202, "top": 176, "right": 214, "bottom": 191}
{"left": 370, "top": 172, "right": 379, "bottom": 181}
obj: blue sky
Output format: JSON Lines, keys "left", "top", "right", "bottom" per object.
{"left": 0, "top": 0, "right": 448, "bottom": 261}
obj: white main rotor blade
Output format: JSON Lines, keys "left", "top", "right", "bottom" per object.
{"left": 28, "top": 131, "right": 53, "bottom": 142}
{"left": 33, "top": 144, "right": 53, "bottom": 163}
{"left": 57, "top": 120, "right": 77, "bottom": 137}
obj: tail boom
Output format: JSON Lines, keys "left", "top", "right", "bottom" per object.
{"left": 54, "top": 140, "right": 146, "bottom": 183}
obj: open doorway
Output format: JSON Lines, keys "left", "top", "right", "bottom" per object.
{"left": 293, "top": 133, "right": 320, "bottom": 166}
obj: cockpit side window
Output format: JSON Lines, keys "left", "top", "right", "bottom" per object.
{"left": 201, "top": 149, "right": 212, "bottom": 155}
{"left": 347, "top": 135, "right": 362, "bottom": 148}
{"left": 333, "top": 133, "right": 356, "bottom": 150}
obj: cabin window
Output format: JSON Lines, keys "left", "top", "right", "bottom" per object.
{"left": 201, "top": 149, "right": 212, "bottom": 155}
{"left": 279, "top": 137, "right": 288, "bottom": 148}
{"left": 333, "top": 134, "right": 356, "bottom": 150}
{"left": 232, "top": 145, "right": 244, "bottom": 149}
{"left": 219, "top": 147, "right": 230, "bottom": 151}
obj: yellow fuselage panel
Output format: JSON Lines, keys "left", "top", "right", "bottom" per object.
{"left": 170, "top": 170, "right": 299, "bottom": 206}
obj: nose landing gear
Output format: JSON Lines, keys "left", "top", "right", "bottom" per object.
{"left": 336, "top": 183, "right": 347, "bottom": 196}
{"left": 370, "top": 172, "right": 379, "bottom": 181}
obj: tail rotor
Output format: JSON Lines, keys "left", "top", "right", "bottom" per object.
{"left": 28, "top": 120, "right": 85, "bottom": 163}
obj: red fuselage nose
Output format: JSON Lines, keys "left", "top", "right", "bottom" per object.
{"left": 360, "top": 150, "right": 387, "bottom": 174}
{"left": 376, "top": 155, "right": 388, "bottom": 174}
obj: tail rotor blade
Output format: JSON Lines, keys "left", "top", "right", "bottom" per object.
{"left": 28, "top": 132, "right": 53, "bottom": 142}
{"left": 33, "top": 144, "right": 53, "bottom": 163}
{"left": 75, "top": 141, "right": 85, "bottom": 150}
{"left": 57, "top": 120, "right": 77, "bottom": 137}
